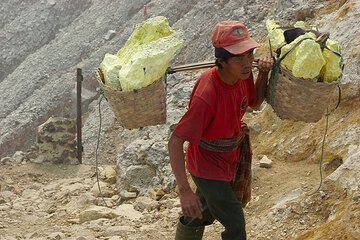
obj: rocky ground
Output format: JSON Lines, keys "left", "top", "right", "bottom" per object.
{"left": 1, "top": 0, "right": 360, "bottom": 239}
{"left": 1, "top": 93, "right": 360, "bottom": 239}
{"left": 0, "top": 135, "right": 359, "bottom": 240}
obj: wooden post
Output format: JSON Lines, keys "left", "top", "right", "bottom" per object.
{"left": 76, "top": 68, "right": 83, "bottom": 163}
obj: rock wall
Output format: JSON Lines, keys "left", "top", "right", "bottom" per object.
{"left": 0, "top": 0, "right": 359, "bottom": 200}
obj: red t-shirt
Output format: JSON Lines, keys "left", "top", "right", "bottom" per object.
{"left": 173, "top": 67, "right": 256, "bottom": 181}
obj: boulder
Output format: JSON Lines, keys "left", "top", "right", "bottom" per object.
{"left": 36, "top": 117, "right": 78, "bottom": 164}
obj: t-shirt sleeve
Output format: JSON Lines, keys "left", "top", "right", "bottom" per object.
{"left": 247, "top": 76, "right": 257, "bottom": 109}
{"left": 173, "top": 96, "right": 214, "bottom": 145}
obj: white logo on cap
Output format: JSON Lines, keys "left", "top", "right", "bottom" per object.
{"left": 233, "top": 28, "right": 244, "bottom": 37}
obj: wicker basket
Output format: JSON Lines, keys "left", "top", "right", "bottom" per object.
{"left": 266, "top": 66, "right": 339, "bottom": 123}
{"left": 96, "top": 70, "right": 166, "bottom": 129}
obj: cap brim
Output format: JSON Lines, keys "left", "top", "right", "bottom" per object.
{"left": 223, "top": 37, "right": 260, "bottom": 55}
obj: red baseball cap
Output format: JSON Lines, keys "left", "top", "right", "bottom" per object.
{"left": 211, "top": 20, "right": 260, "bottom": 55}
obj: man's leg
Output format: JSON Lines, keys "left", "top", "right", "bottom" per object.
{"left": 192, "top": 176, "right": 247, "bottom": 240}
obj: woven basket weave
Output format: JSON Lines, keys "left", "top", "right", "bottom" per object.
{"left": 96, "top": 70, "right": 166, "bottom": 129}
{"left": 266, "top": 66, "right": 338, "bottom": 123}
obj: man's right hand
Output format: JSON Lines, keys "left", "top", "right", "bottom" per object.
{"left": 168, "top": 133, "right": 203, "bottom": 219}
{"left": 179, "top": 188, "right": 203, "bottom": 219}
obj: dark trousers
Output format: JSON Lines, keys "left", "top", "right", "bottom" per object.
{"left": 182, "top": 175, "right": 247, "bottom": 240}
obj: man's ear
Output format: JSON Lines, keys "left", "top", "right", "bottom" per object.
{"left": 216, "top": 58, "right": 227, "bottom": 68}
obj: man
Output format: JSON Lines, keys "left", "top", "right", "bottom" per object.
{"left": 168, "top": 20, "right": 273, "bottom": 240}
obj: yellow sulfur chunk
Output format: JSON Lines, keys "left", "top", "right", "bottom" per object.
{"left": 291, "top": 39, "right": 326, "bottom": 79}
{"left": 118, "top": 33, "right": 183, "bottom": 91}
{"left": 117, "top": 16, "right": 175, "bottom": 64}
{"left": 294, "top": 21, "right": 306, "bottom": 28}
{"left": 280, "top": 32, "right": 326, "bottom": 80}
{"left": 321, "top": 40, "right": 342, "bottom": 83}
{"left": 99, "top": 53, "right": 123, "bottom": 90}
{"left": 266, "top": 19, "right": 286, "bottom": 53}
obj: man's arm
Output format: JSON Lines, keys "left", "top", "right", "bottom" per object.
{"left": 252, "top": 56, "right": 274, "bottom": 109}
{"left": 168, "top": 133, "right": 202, "bottom": 219}
{"left": 253, "top": 70, "right": 269, "bottom": 109}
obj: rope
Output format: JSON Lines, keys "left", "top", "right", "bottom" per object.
{"left": 309, "top": 108, "right": 330, "bottom": 195}
{"left": 309, "top": 84, "right": 341, "bottom": 195}
{"left": 95, "top": 90, "right": 110, "bottom": 207}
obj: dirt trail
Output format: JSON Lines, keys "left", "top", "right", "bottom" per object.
{"left": 0, "top": 148, "right": 325, "bottom": 239}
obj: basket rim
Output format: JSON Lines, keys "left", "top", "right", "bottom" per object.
{"left": 279, "top": 66, "right": 341, "bottom": 85}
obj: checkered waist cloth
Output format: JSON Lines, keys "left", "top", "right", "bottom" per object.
{"left": 199, "top": 124, "right": 252, "bottom": 207}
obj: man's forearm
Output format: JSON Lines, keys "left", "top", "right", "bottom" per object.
{"left": 168, "top": 134, "right": 191, "bottom": 193}
{"left": 254, "top": 70, "right": 269, "bottom": 108}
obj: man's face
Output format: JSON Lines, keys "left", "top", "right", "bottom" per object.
{"left": 226, "top": 49, "right": 255, "bottom": 79}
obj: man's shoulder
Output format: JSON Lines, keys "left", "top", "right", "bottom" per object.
{"left": 195, "top": 68, "right": 217, "bottom": 93}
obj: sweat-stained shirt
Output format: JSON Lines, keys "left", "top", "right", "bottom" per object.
{"left": 173, "top": 67, "right": 257, "bottom": 181}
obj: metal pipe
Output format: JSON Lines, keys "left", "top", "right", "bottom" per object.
{"left": 76, "top": 68, "right": 83, "bottom": 164}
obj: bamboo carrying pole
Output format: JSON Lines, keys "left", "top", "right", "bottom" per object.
{"left": 167, "top": 59, "right": 259, "bottom": 74}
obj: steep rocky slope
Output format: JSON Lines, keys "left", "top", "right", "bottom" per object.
{"left": 0, "top": 0, "right": 359, "bottom": 239}
{"left": 2, "top": 0, "right": 349, "bottom": 159}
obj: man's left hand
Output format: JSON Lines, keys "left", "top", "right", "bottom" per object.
{"left": 257, "top": 56, "right": 274, "bottom": 73}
